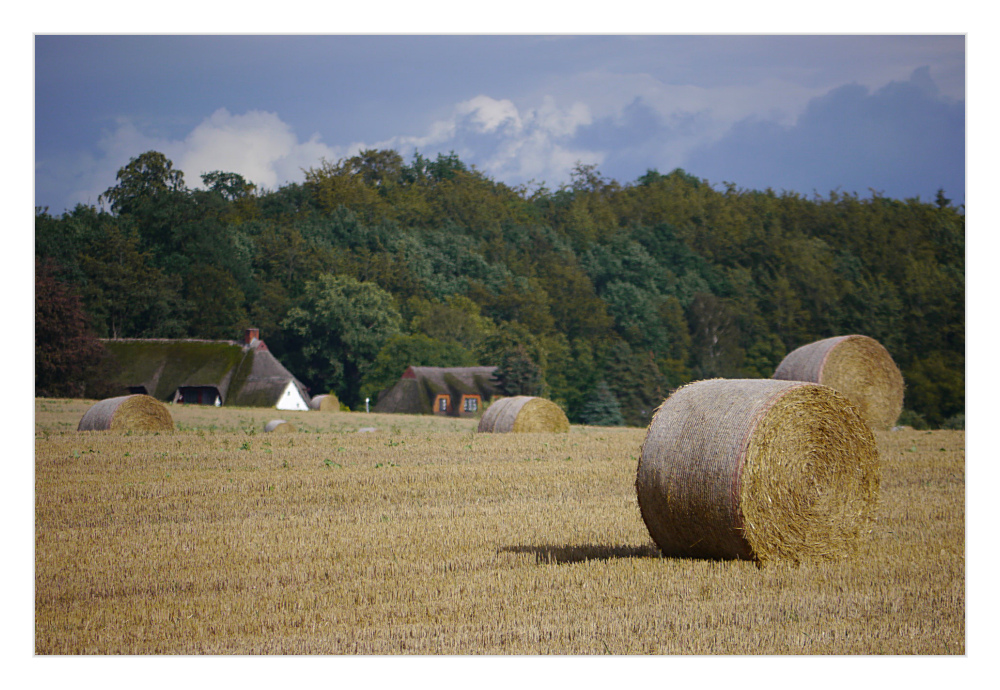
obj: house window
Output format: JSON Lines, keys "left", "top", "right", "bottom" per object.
{"left": 435, "top": 395, "right": 450, "bottom": 413}
{"left": 463, "top": 396, "right": 479, "bottom": 413}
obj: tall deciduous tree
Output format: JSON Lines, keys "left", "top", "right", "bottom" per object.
{"left": 201, "top": 171, "right": 256, "bottom": 201}
{"left": 687, "top": 292, "right": 744, "bottom": 379}
{"left": 78, "top": 223, "right": 184, "bottom": 338}
{"left": 281, "top": 274, "right": 402, "bottom": 406}
{"left": 99, "top": 151, "right": 186, "bottom": 216}
{"left": 407, "top": 295, "right": 495, "bottom": 352}
{"left": 494, "top": 344, "right": 544, "bottom": 397}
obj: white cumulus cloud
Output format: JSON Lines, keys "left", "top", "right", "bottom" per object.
{"left": 379, "top": 94, "right": 602, "bottom": 187}
{"left": 180, "top": 109, "right": 302, "bottom": 189}
{"left": 75, "top": 109, "right": 341, "bottom": 207}
{"left": 456, "top": 95, "right": 523, "bottom": 134}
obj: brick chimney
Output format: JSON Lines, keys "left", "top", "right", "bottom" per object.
{"left": 245, "top": 327, "right": 260, "bottom": 345}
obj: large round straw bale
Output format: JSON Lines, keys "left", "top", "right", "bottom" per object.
{"left": 636, "top": 379, "right": 879, "bottom": 563}
{"left": 310, "top": 394, "right": 340, "bottom": 412}
{"left": 77, "top": 394, "right": 174, "bottom": 432}
{"left": 477, "top": 396, "right": 570, "bottom": 433}
{"left": 773, "top": 334, "right": 904, "bottom": 428}
{"left": 264, "top": 419, "right": 296, "bottom": 433}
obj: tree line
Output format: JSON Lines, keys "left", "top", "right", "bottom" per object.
{"left": 35, "top": 149, "right": 965, "bottom": 428}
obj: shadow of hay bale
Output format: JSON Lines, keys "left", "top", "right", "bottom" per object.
{"left": 500, "top": 543, "right": 661, "bottom": 565}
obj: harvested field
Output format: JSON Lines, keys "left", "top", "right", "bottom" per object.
{"left": 34, "top": 398, "right": 964, "bottom": 655}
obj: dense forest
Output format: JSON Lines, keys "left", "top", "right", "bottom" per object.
{"left": 35, "top": 149, "right": 965, "bottom": 428}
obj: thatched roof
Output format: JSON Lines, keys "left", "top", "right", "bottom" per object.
{"left": 100, "top": 338, "right": 309, "bottom": 408}
{"left": 373, "top": 366, "right": 498, "bottom": 415}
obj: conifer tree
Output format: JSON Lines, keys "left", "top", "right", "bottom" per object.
{"left": 578, "top": 380, "right": 625, "bottom": 427}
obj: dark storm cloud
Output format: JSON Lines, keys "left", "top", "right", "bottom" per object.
{"left": 571, "top": 98, "right": 714, "bottom": 184}
{"left": 685, "top": 68, "right": 965, "bottom": 203}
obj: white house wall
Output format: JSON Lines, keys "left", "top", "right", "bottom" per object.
{"left": 276, "top": 381, "right": 310, "bottom": 411}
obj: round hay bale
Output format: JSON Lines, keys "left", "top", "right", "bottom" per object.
{"left": 264, "top": 419, "right": 296, "bottom": 433}
{"left": 310, "top": 394, "right": 340, "bottom": 412}
{"left": 477, "top": 396, "right": 570, "bottom": 433}
{"left": 77, "top": 394, "right": 174, "bottom": 432}
{"left": 636, "top": 379, "right": 879, "bottom": 563}
{"left": 772, "top": 334, "right": 904, "bottom": 428}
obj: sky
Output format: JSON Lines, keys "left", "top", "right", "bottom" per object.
{"left": 34, "top": 33, "right": 966, "bottom": 213}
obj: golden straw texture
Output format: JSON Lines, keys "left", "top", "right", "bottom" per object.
{"left": 264, "top": 419, "right": 296, "bottom": 433}
{"left": 77, "top": 395, "right": 174, "bottom": 432}
{"left": 773, "top": 335, "right": 904, "bottom": 428}
{"left": 636, "top": 379, "right": 879, "bottom": 563}
{"left": 477, "top": 396, "right": 570, "bottom": 433}
{"left": 309, "top": 394, "right": 340, "bottom": 412}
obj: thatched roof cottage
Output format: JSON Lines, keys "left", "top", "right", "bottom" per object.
{"left": 100, "top": 328, "right": 310, "bottom": 410}
{"left": 373, "top": 366, "right": 498, "bottom": 417}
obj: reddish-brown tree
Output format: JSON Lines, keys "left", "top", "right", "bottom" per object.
{"left": 35, "top": 257, "right": 107, "bottom": 397}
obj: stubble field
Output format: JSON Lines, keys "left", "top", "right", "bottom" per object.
{"left": 34, "top": 398, "right": 964, "bottom": 654}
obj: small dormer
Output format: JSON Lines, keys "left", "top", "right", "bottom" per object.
{"left": 433, "top": 394, "right": 450, "bottom": 415}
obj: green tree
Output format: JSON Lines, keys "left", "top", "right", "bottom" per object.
{"left": 407, "top": 294, "right": 495, "bottom": 352}
{"left": 578, "top": 380, "right": 625, "bottom": 427}
{"left": 655, "top": 295, "right": 692, "bottom": 387}
{"left": 183, "top": 264, "right": 251, "bottom": 340}
{"left": 476, "top": 321, "right": 547, "bottom": 372}
{"left": 686, "top": 292, "right": 744, "bottom": 378}
{"left": 904, "top": 352, "right": 965, "bottom": 427}
{"left": 740, "top": 332, "right": 787, "bottom": 378}
{"left": 471, "top": 276, "right": 555, "bottom": 336}
{"left": 78, "top": 223, "right": 184, "bottom": 338}
{"left": 562, "top": 338, "right": 600, "bottom": 421}
{"left": 201, "top": 170, "right": 256, "bottom": 201}
{"left": 535, "top": 258, "right": 613, "bottom": 340}
{"left": 35, "top": 204, "right": 107, "bottom": 285}
{"left": 600, "top": 338, "right": 665, "bottom": 427}
{"left": 281, "top": 274, "right": 402, "bottom": 406}
{"left": 494, "top": 344, "right": 545, "bottom": 397}
{"left": 99, "top": 150, "right": 186, "bottom": 216}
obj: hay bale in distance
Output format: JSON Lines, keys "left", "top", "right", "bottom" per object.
{"left": 772, "top": 334, "right": 904, "bottom": 429}
{"left": 264, "top": 419, "right": 296, "bottom": 433}
{"left": 77, "top": 394, "right": 174, "bottom": 432}
{"left": 309, "top": 394, "right": 340, "bottom": 412}
{"left": 477, "top": 396, "right": 570, "bottom": 433}
{"left": 635, "top": 379, "right": 879, "bottom": 563}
